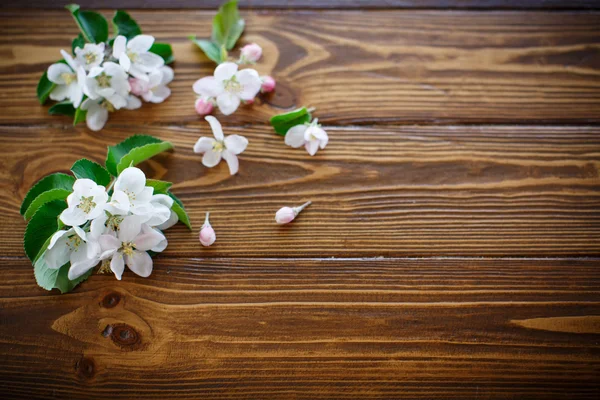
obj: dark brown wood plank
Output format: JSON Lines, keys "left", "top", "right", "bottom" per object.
{"left": 1, "top": 257, "right": 599, "bottom": 399}
{"left": 2, "top": 124, "right": 599, "bottom": 258}
{"left": 2, "top": 1, "right": 599, "bottom": 10}
{"left": 1, "top": 10, "right": 599, "bottom": 126}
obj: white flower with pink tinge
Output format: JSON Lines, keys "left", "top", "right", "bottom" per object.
{"left": 129, "top": 66, "right": 174, "bottom": 103}
{"left": 285, "top": 118, "right": 329, "bottom": 156}
{"left": 193, "top": 116, "right": 248, "bottom": 175}
{"left": 192, "top": 62, "right": 262, "bottom": 115}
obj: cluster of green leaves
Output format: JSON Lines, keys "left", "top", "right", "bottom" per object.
{"left": 269, "top": 107, "right": 313, "bottom": 136}
{"left": 21, "top": 135, "right": 190, "bottom": 294}
{"left": 37, "top": 4, "right": 175, "bottom": 124}
{"left": 189, "top": 0, "right": 245, "bottom": 64}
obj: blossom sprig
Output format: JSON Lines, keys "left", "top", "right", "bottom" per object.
{"left": 37, "top": 4, "right": 175, "bottom": 131}
{"left": 270, "top": 107, "right": 329, "bottom": 156}
{"left": 193, "top": 116, "right": 248, "bottom": 175}
{"left": 20, "top": 135, "right": 191, "bottom": 294}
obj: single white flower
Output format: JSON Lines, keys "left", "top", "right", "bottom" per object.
{"left": 60, "top": 178, "right": 108, "bottom": 227}
{"left": 129, "top": 66, "right": 174, "bottom": 103}
{"left": 113, "top": 35, "right": 165, "bottom": 81}
{"left": 193, "top": 62, "right": 261, "bottom": 115}
{"left": 98, "top": 215, "right": 166, "bottom": 280}
{"left": 44, "top": 225, "right": 101, "bottom": 280}
{"left": 47, "top": 50, "right": 87, "bottom": 108}
{"left": 85, "top": 61, "right": 130, "bottom": 104}
{"left": 193, "top": 116, "right": 248, "bottom": 175}
{"left": 74, "top": 42, "right": 105, "bottom": 71}
{"left": 284, "top": 119, "right": 329, "bottom": 156}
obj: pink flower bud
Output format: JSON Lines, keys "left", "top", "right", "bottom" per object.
{"left": 243, "top": 98, "right": 255, "bottom": 105}
{"left": 195, "top": 98, "right": 214, "bottom": 116}
{"left": 240, "top": 43, "right": 263, "bottom": 63}
{"left": 261, "top": 75, "right": 276, "bottom": 93}
{"left": 199, "top": 212, "right": 216, "bottom": 247}
{"left": 129, "top": 78, "right": 149, "bottom": 96}
{"left": 275, "top": 201, "right": 311, "bottom": 225}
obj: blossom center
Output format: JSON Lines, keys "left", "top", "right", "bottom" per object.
{"left": 213, "top": 141, "right": 224, "bottom": 152}
{"left": 61, "top": 72, "right": 76, "bottom": 85}
{"left": 96, "top": 72, "right": 112, "bottom": 88}
{"left": 98, "top": 259, "right": 112, "bottom": 274}
{"left": 84, "top": 52, "right": 97, "bottom": 65}
{"left": 78, "top": 195, "right": 96, "bottom": 214}
{"left": 120, "top": 241, "right": 135, "bottom": 256}
{"left": 123, "top": 189, "right": 137, "bottom": 202}
{"left": 66, "top": 235, "right": 82, "bottom": 250}
{"left": 127, "top": 50, "right": 139, "bottom": 63}
{"left": 223, "top": 76, "right": 242, "bottom": 94}
{"left": 106, "top": 212, "right": 124, "bottom": 231}
{"left": 100, "top": 99, "right": 115, "bottom": 112}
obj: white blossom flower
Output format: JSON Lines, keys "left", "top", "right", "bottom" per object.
{"left": 98, "top": 215, "right": 166, "bottom": 280}
{"left": 113, "top": 35, "right": 164, "bottom": 81}
{"left": 47, "top": 50, "right": 87, "bottom": 108}
{"left": 44, "top": 225, "right": 101, "bottom": 280}
{"left": 85, "top": 61, "right": 130, "bottom": 104}
{"left": 284, "top": 119, "right": 329, "bottom": 156}
{"left": 60, "top": 178, "right": 108, "bottom": 227}
{"left": 74, "top": 42, "right": 105, "bottom": 71}
{"left": 129, "top": 66, "right": 173, "bottom": 103}
{"left": 192, "top": 62, "right": 261, "bottom": 115}
{"left": 193, "top": 116, "right": 248, "bottom": 175}
{"left": 80, "top": 93, "right": 140, "bottom": 131}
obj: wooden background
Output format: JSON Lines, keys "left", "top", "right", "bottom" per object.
{"left": 1, "top": 1, "right": 599, "bottom": 399}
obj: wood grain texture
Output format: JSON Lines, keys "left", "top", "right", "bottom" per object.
{"left": 1, "top": 257, "right": 599, "bottom": 399}
{"left": 1, "top": 10, "right": 600, "bottom": 126}
{"left": 2, "top": 0, "right": 599, "bottom": 10}
{"left": 1, "top": 124, "right": 599, "bottom": 258}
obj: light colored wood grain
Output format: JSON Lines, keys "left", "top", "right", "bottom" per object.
{"left": 0, "top": 10, "right": 599, "bottom": 126}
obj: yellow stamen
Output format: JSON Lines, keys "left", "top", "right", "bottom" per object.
{"left": 77, "top": 196, "right": 96, "bottom": 213}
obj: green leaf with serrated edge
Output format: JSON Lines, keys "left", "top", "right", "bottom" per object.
{"left": 149, "top": 42, "right": 174, "bottom": 64}
{"left": 105, "top": 134, "right": 173, "bottom": 176}
{"left": 20, "top": 173, "right": 74, "bottom": 217}
{"left": 37, "top": 71, "right": 56, "bottom": 105}
{"left": 71, "top": 159, "right": 111, "bottom": 187}
{"left": 72, "top": 33, "right": 85, "bottom": 53}
{"left": 34, "top": 258, "right": 94, "bottom": 293}
{"left": 168, "top": 192, "right": 191, "bottom": 230}
{"left": 269, "top": 107, "right": 312, "bottom": 136}
{"left": 146, "top": 179, "right": 172, "bottom": 194}
{"left": 48, "top": 101, "right": 76, "bottom": 117}
{"left": 24, "top": 200, "right": 67, "bottom": 262}
{"left": 211, "top": 0, "right": 245, "bottom": 51}
{"left": 112, "top": 10, "right": 142, "bottom": 40}
{"left": 189, "top": 37, "right": 223, "bottom": 64}
{"left": 24, "top": 189, "right": 71, "bottom": 220}
{"left": 65, "top": 4, "right": 109, "bottom": 44}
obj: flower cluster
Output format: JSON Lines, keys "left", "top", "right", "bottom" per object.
{"left": 38, "top": 6, "right": 174, "bottom": 131}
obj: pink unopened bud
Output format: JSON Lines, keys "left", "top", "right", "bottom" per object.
{"left": 199, "top": 212, "right": 216, "bottom": 247}
{"left": 195, "top": 98, "right": 214, "bottom": 116}
{"left": 129, "top": 78, "right": 149, "bottom": 96}
{"left": 275, "top": 201, "right": 311, "bottom": 225}
{"left": 261, "top": 75, "right": 276, "bottom": 93}
{"left": 240, "top": 43, "right": 263, "bottom": 63}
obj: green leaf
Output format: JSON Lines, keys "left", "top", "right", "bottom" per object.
{"left": 65, "top": 4, "right": 109, "bottom": 43}
{"left": 212, "top": 0, "right": 245, "bottom": 51}
{"left": 146, "top": 179, "right": 172, "bottom": 194}
{"left": 71, "top": 159, "right": 111, "bottom": 187}
{"left": 37, "top": 71, "right": 56, "bottom": 105}
{"left": 24, "top": 200, "right": 67, "bottom": 262}
{"left": 73, "top": 102, "right": 87, "bottom": 126}
{"left": 149, "top": 42, "right": 174, "bottom": 64}
{"left": 20, "top": 173, "right": 75, "bottom": 218}
{"left": 72, "top": 33, "right": 86, "bottom": 53}
{"left": 168, "top": 192, "right": 192, "bottom": 230}
{"left": 270, "top": 107, "right": 312, "bottom": 136}
{"left": 189, "top": 37, "right": 224, "bottom": 64}
{"left": 48, "top": 101, "right": 76, "bottom": 117}
{"left": 24, "top": 189, "right": 71, "bottom": 220}
{"left": 34, "top": 258, "right": 94, "bottom": 294}
{"left": 112, "top": 10, "right": 142, "bottom": 40}
{"left": 105, "top": 134, "right": 174, "bottom": 176}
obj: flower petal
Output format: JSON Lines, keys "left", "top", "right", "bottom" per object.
{"left": 115, "top": 167, "right": 146, "bottom": 195}
{"left": 147, "top": 85, "right": 171, "bottom": 103}
{"left": 111, "top": 254, "right": 125, "bottom": 280}
{"left": 47, "top": 63, "right": 72, "bottom": 84}
{"left": 221, "top": 149, "right": 239, "bottom": 175}
{"left": 119, "top": 215, "right": 143, "bottom": 243}
{"left": 216, "top": 92, "right": 240, "bottom": 116}
{"left": 60, "top": 49, "right": 79, "bottom": 71}
{"left": 202, "top": 149, "right": 222, "bottom": 168}
{"left": 159, "top": 66, "right": 174, "bottom": 85}
{"left": 214, "top": 62, "right": 238, "bottom": 82}
{"left": 125, "top": 94, "right": 142, "bottom": 110}
{"left": 49, "top": 84, "right": 69, "bottom": 102}
{"left": 128, "top": 34, "right": 155, "bottom": 53}
{"left": 135, "top": 52, "right": 165, "bottom": 72}
{"left": 113, "top": 35, "right": 127, "bottom": 58}
{"left": 156, "top": 210, "right": 178, "bottom": 231}
{"left": 305, "top": 139, "right": 319, "bottom": 156}
{"left": 236, "top": 68, "right": 262, "bottom": 101}
{"left": 224, "top": 134, "right": 248, "bottom": 155}
{"left": 284, "top": 125, "right": 307, "bottom": 148}
{"left": 193, "top": 76, "right": 223, "bottom": 98}
{"left": 60, "top": 206, "right": 87, "bottom": 226}
{"left": 68, "top": 247, "right": 97, "bottom": 280}
{"left": 193, "top": 137, "right": 215, "bottom": 154}
{"left": 99, "top": 234, "right": 120, "bottom": 253}
{"left": 119, "top": 52, "right": 131, "bottom": 71}
{"left": 86, "top": 103, "right": 109, "bottom": 131}
{"left": 44, "top": 231, "right": 71, "bottom": 269}
{"left": 126, "top": 251, "right": 153, "bottom": 278}
{"left": 205, "top": 115, "right": 224, "bottom": 141}
{"left": 133, "top": 225, "right": 166, "bottom": 251}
